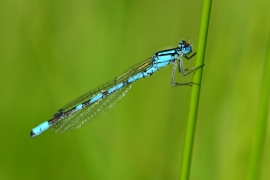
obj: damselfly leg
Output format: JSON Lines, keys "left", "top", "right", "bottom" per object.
{"left": 171, "top": 53, "right": 204, "bottom": 87}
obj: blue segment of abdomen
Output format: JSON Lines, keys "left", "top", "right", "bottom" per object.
{"left": 76, "top": 104, "right": 83, "bottom": 110}
{"left": 144, "top": 66, "right": 158, "bottom": 76}
{"left": 31, "top": 121, "right": 51, "bottom": 137}
{"left": 128, "top": 72, "right": 144, "bottom": 83}
{"left": 89, "top": 93, "right": 102, "bottom": 104}
{"left": 108, "top": 83, "right": 123, "bottom": 93}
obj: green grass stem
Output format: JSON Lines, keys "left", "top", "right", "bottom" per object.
{"left": 179, "top": 0, "right": 212, "bottom": 179}
{"left": 247, "top": 32, "right": 270, "bottom": 180}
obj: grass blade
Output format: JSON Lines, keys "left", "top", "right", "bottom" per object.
{"left": 179, "top": 0, "right": 212, "bottom": 179}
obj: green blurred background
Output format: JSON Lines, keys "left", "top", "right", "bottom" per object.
{"left": 0, "top": 0, "right": 270, "bottom": 179}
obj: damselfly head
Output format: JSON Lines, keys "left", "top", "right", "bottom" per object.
{"left": 179, "top": 40, "right": 192, "bottom": 55}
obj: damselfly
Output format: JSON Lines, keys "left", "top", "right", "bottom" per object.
{"left": 30, "top": 40, "right": 203, "bottom": 137}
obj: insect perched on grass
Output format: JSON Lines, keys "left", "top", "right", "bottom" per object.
{"left": 30, "top": 40, "right": 203, "bottom": 137}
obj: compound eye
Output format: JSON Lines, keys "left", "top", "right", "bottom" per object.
{"left": 182, "top": 46, "right": 192, "bottom": 55}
